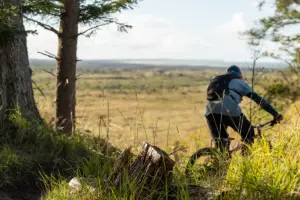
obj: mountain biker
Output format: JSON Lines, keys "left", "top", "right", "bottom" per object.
{"left": 205, "top": 65, "right": 283, "bottom": 153}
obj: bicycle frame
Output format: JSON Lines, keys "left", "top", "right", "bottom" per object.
{"left": 253, "top": 120, "right": 274, "bottom": 129}
{"left": 228, "top": 119, "right": 275, "bottom": 153}
{"left": 185, "top": 119, "right": 276, "bottom": 176}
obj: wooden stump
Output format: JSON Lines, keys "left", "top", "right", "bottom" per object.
{"left": 127, "top": 142, "right": 175, "bottom": 187}
{"left": 108, "top": 142, "right": 213, "bottom": 199}
{"left": 107, "top": 147, "right": 133, "bottom": 186}
{"left": 108, "top": 142, "right": 175, "bottom": 198}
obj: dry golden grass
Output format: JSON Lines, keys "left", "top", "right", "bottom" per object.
{"left": 32, "top": 68, "right": 277, "bottom": 154}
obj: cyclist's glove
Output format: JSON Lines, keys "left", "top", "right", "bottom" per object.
{"left": 271, "top": 114, "right": 284, "bottom": 126}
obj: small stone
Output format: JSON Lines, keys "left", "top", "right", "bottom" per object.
{"left": 68, "top": 177, "right": 82, "bottom": 191}
{"left": 68, "top": 177, "right": 96, "bottom": 195}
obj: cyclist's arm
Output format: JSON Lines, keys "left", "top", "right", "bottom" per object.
{"left": 246, "top": 92, "right": 279, "bottom": 117}
{"left": 230, "top": 79, "right": 279, "bottom": 117}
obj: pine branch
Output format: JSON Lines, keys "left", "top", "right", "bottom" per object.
{"left": 24, "top": 15, "right": 59, "bottom": 35}
{"left": 76, "top": 73, "right": 83, "bottom": 80}
{"left": 38, "top": 51, "right": 59, "bottom": 60}
{"left": 76, "top": 19, "right": 132, "bottom": 38}
{"left": 45, "top": 51, "right": 57, "bottom": 57}
{"left": 76, "top": 22, "right": 110, "bottom": 37}
{"left": 32, "top": 80, "right": 47, "bottom": 100}
{"left": 43, "top": 69, "right": 56, "bottom": 77}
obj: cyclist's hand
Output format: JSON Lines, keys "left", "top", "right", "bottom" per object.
{"left": 271, "top": 114, "right": 283, "bottom": 126}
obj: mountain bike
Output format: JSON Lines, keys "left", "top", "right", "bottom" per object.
{"left": 185, "top": 119, "right": 276, "bottom": 176}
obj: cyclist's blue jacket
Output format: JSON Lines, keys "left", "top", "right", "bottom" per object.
{"left": 205, "top": 78, "right": 279, "bottom": 117}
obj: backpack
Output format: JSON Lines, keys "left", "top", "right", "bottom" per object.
{"left": 206, "top": 74, "right": 237, "bottom": 101}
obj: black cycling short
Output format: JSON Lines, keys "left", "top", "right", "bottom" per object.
{"left": 206, "top": 113, "right": 254, "bottom": 148}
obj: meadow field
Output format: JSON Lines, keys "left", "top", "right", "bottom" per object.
{"left": 2, "top": 63, "right": 300, "bottom": 200}
{"left": 32, "top": 65, "right": 283, "bottom": 154}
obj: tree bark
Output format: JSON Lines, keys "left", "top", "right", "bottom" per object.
{"left": 56, "top": 0, "right": 79, "bottom": 133}
{"left": 0, "top": 0, "right": 41, "bottom": 126}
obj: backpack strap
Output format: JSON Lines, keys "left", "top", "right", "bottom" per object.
{"left": 206, "top": 73, "right": 240, "bottom": 101}
{"left": 223, "top": 74, "right": 243, "bottom": 103}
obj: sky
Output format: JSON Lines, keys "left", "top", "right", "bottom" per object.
{"left": 26, "top": 0, "right": 278, "bottom": 62}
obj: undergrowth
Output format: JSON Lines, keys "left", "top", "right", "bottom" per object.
{"left": 0, "top": 112, "right": 117, "bottom": 199}
{"left": 41, "top": 125, "right": 300, "bottom": 200}
{"left": 224, "top": 127, "right": 300, "bottom": 200}
{"left": 1, "top": 111, "right": 300, "bottom": 200}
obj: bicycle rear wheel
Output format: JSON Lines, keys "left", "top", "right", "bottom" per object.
{"left": 185, "top": 147, "right": 223, "bottom": 176}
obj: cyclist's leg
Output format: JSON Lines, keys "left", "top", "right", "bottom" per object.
{"left": 206, "top": 114, "right": 229, "bottom": 152}
{"left": 227, "top": 114, "right": 254, "bottom": 154}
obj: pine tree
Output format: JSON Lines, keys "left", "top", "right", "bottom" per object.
{"left": 22, "top": 0, "right": 140, "bottom": 133}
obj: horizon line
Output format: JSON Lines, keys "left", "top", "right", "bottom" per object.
{"left": 29, "top": 58, "right": 283, "bottom": 63}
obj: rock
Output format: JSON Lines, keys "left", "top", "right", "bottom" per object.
{"left": 68, "top": 177, "right": 96, "bottom": 195}
{"left": 68, "top": 177, "right": 82, "bottom": 192}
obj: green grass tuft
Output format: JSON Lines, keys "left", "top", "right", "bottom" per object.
{"left": 0, "top": 112, "right": 117, "bottom": 199}
{"left": 225, "top": 127, "right": 300, "bottom": 199}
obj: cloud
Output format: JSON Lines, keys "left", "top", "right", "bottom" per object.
{"left": 27, "top": 14, "right": 212, "bottom": 59}
{"left": 199, "top": 12, "right": 251, "bottom": 61}
{"left": 247, "top": 0, "right": 260, "bottom": 7}
{"left": 215, "top": 12, "right": 247, "bottom": 34}
{"left": 26, "top": 12, "right": 253, "bottom": 61}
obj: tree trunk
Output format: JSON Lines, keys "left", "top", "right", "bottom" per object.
{"left": 0, "top": 0, "right": 41, "bottom": 126}
{"left": 56, "top": 0, "right": 79, "bottom": 133}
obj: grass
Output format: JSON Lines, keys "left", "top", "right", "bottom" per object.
{"left": 32, "top": 68, "right": 270, "bottom": 153}
{"left": 38, "top": 124, "right": 300, "bottom": 200}
{"left": 2, "top": 67, "right": 300, "bottom": 199}
{"left": 32, "top": 68, "right": 217, "bottom": 153}
{"left": 0, "top": 112, "right": 117, "bottom": 199}
{"left": 223, "top": 126, "right": 300, "bottom": 199}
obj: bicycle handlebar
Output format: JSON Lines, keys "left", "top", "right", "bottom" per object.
{"left": 253, "top": 119, "right": 276, "bottom": 129}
